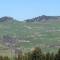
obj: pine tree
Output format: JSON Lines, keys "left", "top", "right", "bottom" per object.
{"left": 50, "top": 53, "right": 54, "bottom": 60}
{"left": 17, "top": 54, "right": 22, "bottom": 60}
{"left": 55, "top": 48, "right": 60, "bottom": 60}
{"left": 27, "top": 52, "right": 32, "bottom": 60}
{"left": 45, "top": 52, "right": 50, "bottom": 60}
{"left": 42, "top": 54, "right": 45, "bottom": 60}
{"left": 0, "top": 56, "right": 3, "bottom": 60}
{"left": 31, "top": 47, "right": 42, "bottom": 60}
{"left": 3, "top": 56, "right": 10, "bottom": 60}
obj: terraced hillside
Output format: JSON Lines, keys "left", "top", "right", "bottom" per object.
{"left": 0, "top": 16, "right": 60, "bottom": 56}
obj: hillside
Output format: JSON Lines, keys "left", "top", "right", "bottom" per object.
{"left": 0, "top": 16, "right": 60, "bottom": 56}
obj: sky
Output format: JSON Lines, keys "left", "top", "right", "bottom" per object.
{"left": 0, "top": 0, "right": 60, "bottom": 20}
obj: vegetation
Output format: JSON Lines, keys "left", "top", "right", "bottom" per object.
{"left": 0, "top": 47, "right": 60, "bottom": 60}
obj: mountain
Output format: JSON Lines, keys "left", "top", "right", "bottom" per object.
{"left": 25, "top": 15, "right": 60, "bottom": 22}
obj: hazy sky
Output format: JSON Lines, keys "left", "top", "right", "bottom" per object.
{"left": 0, "top": 0, "right": 60, "bottom": 20}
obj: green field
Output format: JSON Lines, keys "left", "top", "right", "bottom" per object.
{"left": 0, "top": 20, "right": 60, "bottom": 56}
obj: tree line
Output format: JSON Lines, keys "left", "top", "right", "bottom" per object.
{"left": 0, "top": 47, "right": 60, "bottom": 60}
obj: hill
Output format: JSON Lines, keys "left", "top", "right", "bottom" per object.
{"left": 25, "top": 15, "right": 60, "bottom": 22}
{"left": 0, "top": 16, "right": 60, "bottom": 56}
{"left": 0, "top": 16, "right": 15, "bottom": 22}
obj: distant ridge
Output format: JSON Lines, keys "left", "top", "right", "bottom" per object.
{"left": 0, "top": 15, "right": 60, "bottom": 22}
{"left": 0, "top": 16, "right": 15, "bottom": 22}
{"left": 25, "top": 15, "right": 60, "bottom": 22}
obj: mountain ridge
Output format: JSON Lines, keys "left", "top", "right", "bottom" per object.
{"left": 0, "top": 15, "right": 60, "bottom": 22}
{"left": 25, "top": 15, "right": 60, "bottom": 22}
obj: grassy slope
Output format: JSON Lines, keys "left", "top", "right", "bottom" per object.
{"left": 0, "top": 20, "right": 60, "bottom": 55}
